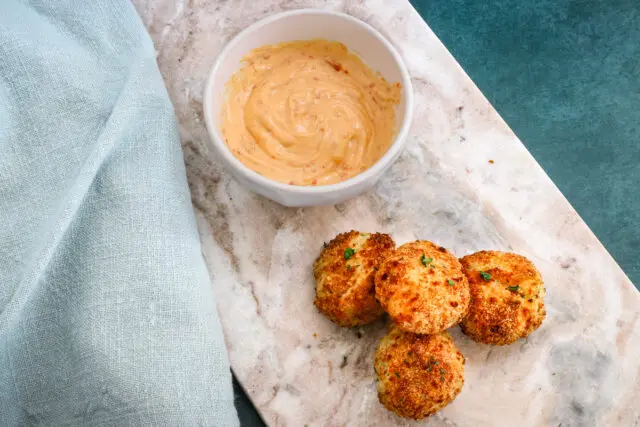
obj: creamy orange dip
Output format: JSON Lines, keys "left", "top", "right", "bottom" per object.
{"left": 220, "top": 40, "right": 402, "bottom": 186}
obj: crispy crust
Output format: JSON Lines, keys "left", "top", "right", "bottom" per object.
{"left": 314, "top": 230, "right": 395, "bottom": 327}
{"left": 374, "top": 325, "right": 465, "bottom": 419}
{"left": 459, "top": 250, "right": 546, "bottom": 345}
{"left": 374, "top": 241, "right": 470, "bottom": 334}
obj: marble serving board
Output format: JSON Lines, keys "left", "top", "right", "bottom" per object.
{"left": 134, "top": 1, "right": 640, "bottom": 425}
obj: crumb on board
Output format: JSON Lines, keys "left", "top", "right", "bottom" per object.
{"left": 340, "top": 355, "right": 348, "bottom": 369}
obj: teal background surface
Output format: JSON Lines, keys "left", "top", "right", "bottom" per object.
{"left": 413, "top": 0, "right": 639, "bottom": 287}
{"left": 234, "top": 1, "right": 640, "bottom": 424}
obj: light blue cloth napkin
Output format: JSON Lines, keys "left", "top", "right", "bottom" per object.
{"left": 0, "top": 1, "right": 238, "bottom": 424}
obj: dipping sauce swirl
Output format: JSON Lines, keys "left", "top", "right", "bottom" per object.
{"left": 220, "top": 40, "right": 402, "bottom": 186}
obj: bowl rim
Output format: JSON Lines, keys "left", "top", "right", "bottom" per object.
{"left": 203, "top": 8, "right": 414, "bottom": 195}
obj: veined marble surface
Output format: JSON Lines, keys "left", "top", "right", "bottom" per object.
{"left": 133, "top": 1, "right": 640, "bottom": 425}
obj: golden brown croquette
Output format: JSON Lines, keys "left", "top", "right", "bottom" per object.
{"left": 374, "top": 325, "right": 465, "bottom": 419}
{"left": 375, "top": 241, "right": 470, "bottom": 334}
{"left": 459, "top": 250, "right": 546, "bottom": 345}
{"left": 314, "top": 231, "right": 395, "bottom": 327}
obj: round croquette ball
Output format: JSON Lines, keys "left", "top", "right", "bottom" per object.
{"left": 459, "top": 250, "right": 546, "bottom": 345}
{"left": 375, "top": 240, "right": 470, "bottom": 334}
{"left": 314, "top": 231, "right": 395, "bottom": 327}
{"left": 374, "top": 325, "right": 465, "bottom": 419}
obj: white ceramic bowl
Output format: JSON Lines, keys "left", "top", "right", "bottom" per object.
{"left": 203, "top": 9, "right": 413, "bottom": 207}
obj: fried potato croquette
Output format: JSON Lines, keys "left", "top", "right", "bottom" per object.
{"left": 459, "top": 250, "right": 546, "bottom": 345}
{"left": 374, "top": 325, "right": 465, "bottom": 419}
{"left": 314, "top": 231, "right": 395, "bottom": 327}
{"left": 375, "top": 241, "right": 470, "bottom": 334}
